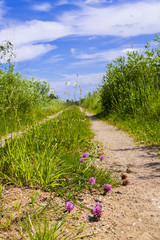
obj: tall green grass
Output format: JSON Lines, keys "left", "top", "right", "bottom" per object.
{"left": 80, "top": 90, "right": 101, "bottom": 114}
{"left": 0, "top": 66, "right": 66, "bottom": 137}
{"left": 81, "top": 37, "right": 160, "bottom": 145}
{"left": 0, "top": 106, "right": 118, "bottom": 193}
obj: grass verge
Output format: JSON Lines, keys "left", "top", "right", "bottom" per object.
{"left": 0, "top": 106, "right": 119, "bottom": 239}
{"left": 0, "top": 99, "right": 66, "bottom": 138}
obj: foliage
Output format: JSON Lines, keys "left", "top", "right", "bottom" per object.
{"left": 80, "top": 90, "right": 102, "bottom": 114}
{"left": 101, "top": 39, "right": 160, "bottom": 118}
{"left": 82, "top": 36, "right": 160, "bottom": 145}
{"left": 100, "top": 36, "right": 160, "bottom": 144}
{"left": 0, "top": 107, "right": 118, "bottom": 193}
{"left": 0, "top": 66, "right": 65, "bottom": 137}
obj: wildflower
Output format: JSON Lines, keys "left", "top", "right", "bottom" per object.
{"left": 103, "top": 184, "right": 112, "bottom": 193}
{"left": 97, "top": 144, "right": 100, "bottom": 148}
{"left": 99, "top": 155, "right": 104, "bottom": 160}
{"left": 93, "top": 205, "right": 102, "bottom": 220}
{"left": 96, "top": 201, "right": 102, "bottom": 208}
{"left": 123, "top": 179, "right": 130, "bottom": 186}
{"left": 65, "top": 201, "right": 74, "bottom": 212}
{"left": 82, "top": 153, "right": 88, "bottom": 158}
{"left": 89, "top": 177, "right": 96, "bottom": 185}
{"left": 79, "top": 158, "right": 84, "bottom": 162}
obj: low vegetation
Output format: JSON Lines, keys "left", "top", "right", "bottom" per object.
{"left": 82, "top": 36, "right": 160, "bottom": 146}
{"left": 0, "top": 64, "right": 65, "bottom": 138}
{"left": 0, "top": 107, "right": 117, "bottom": 191}
{"left": 0, "top": 106, "right": 118, "bottom": 239}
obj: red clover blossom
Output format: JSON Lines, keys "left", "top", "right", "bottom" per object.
{"left": 89, "top": 177, "right": 96, "bottom": 185}
{"left": 79, "top": 158, "right": 84, "bottom": 162}
{"left": 65, "top": 201, "right": 74, "bottom": 212}
{"left": 93, "top": 202, "right": 102, "bottom": 220}
{"left": 82, "top": 153, "right": 88, "bottom": 158}
{"left": 99, "top": 155, "right": 104, "bottom": 160}
{"left": 103, "top": 184, "right": 112, "bottom": 193}
{"left": 95, "top": 201, "right": 102, "bottom": 208}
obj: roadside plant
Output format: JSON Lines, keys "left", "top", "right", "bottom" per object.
{"left": 65, "top": 201, "right": 74, "bottom": 212}
{"left": 79, "top": 158, "right": 84, "bottom": 162}
{"left": 93, "top": 202, "right": 102, "bottom": 220}
{"left": 89, "top": 177, "right": 96, "bottom": 185}
{"left": 82, "top": 153, "right": 88, "bottom": 158}
{"left": 103, "top": 184, "right": 112, "bottom": 195}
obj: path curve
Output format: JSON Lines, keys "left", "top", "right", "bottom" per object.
{"left": 84, "top": 110, "right": 160, "bottom": 240}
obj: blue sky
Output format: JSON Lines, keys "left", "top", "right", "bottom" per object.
{"left": 0, "top": 0, "right": 160, "bottom": 100}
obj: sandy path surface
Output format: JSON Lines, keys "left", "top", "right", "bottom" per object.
{"left": 83, "top": 110, "right": 160, "bottom": 240}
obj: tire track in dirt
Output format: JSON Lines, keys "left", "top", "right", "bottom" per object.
{"left": 0, "top": 109, "right": 66, "bottom": 147}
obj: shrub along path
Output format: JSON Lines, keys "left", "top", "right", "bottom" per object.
{"left": 82, "top": 109, "right": 160, "bottom": 240}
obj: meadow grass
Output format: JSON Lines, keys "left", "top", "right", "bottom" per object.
{"left": 0, "top": 66, "right": 66, "bottom": 138}
{"left": 0, "top": 98, "right": 66, "bottom": 138}
{"left": 0, "top": 106, "right": 118, "bottom": 192}
{"left": 103, "top": 114, "right": 160, "bottom": 146}
{"left": 81, "top": 37, "right": 160, "bottom": 147}
{"left": 80, "top": 90, "right": 101, "bottom": 114}
{"left": 0, "top": 106, "right": 118, "bottom": 239}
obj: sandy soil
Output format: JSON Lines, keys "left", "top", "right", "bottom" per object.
{"left": 81, "top": 110, "right": 160, "bottom": 240}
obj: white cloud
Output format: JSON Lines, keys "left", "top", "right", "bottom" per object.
{"left": 14, "top": 44, "right": 56, "bottom": 62}
{"left": 60, "top": 72, "right": 104, "bottom": 86}
{"left": 32, "top": 2, "right": 52, "bottom": 12}
{"left": 85, "top": 0, "right": 112, "bottom": 5}
{"left": 0, "top": 20, "right": 72, "bottom": 47}
{"left": 55, "top": 0, "right": 70, "bottom": 6}
{"left": 47, "top": 54, "right": 64, "bottom": 63}
{"left": 60, "top": 1, "right": 160, "bottom": 37}
{"left": 0, "top": 1, "right": 160, "bottom": 48}
{"left": 0, "top": 0, "right": 160, "bottom": 63}
{"left": 70, "top": 48, "right": 76, "bottom": 55}
{"left": 77, "top": 47, "right": 141, "bottom": 62}
{"left": 0, "top": 1, "right": 5, "bottom": 21}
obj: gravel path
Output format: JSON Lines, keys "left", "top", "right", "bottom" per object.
{"left": 83, "top": 110, "right": 160, "bottom": 240}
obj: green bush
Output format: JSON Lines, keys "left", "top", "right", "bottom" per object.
{"left": 101, "top": 39, "right": 160, "bottom": 119}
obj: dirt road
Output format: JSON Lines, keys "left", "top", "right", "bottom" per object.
{"left": 83, "top": 110, "right": 160, "bottom": 240}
